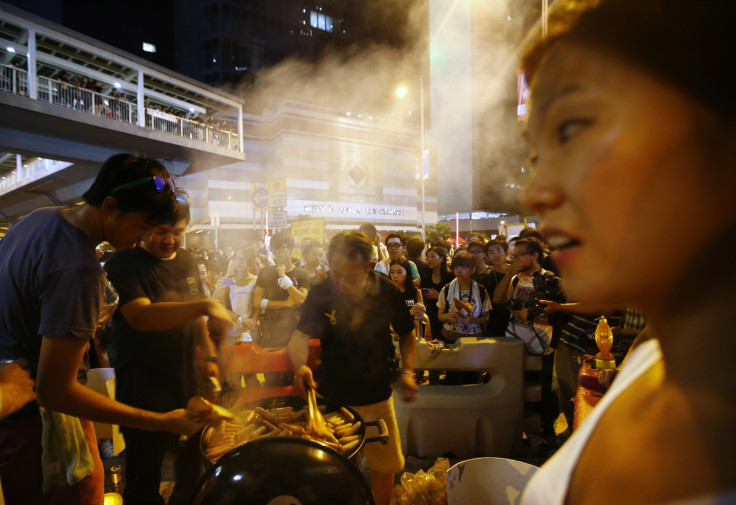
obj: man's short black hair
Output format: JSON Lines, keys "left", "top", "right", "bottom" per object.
{"left": 82, "top": 153, "right": 178, "bottom": 225}
{"left": 358, "top": 223, "right": 377, "bottom": 237}
{"left": 485, "top": 238, "right": 509, "bottom": 254}
{"left": 514, "top": 237, "right": 544, "bottom": 262}
{"left": 519, "top": 227, "right": 544, "bottom": 242}
{"left": 328, "top": 231, "right": 373, "bottom": 266}
{"left": 270, "top": 230, "right": 294, "bottom": 250}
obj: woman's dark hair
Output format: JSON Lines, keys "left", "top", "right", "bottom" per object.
{"left": 451, "top": 252, "right": 476, "bottom": 270}
{"left": 522, "top": 0, "right": 736, "bottom": 119}
{"left": 82, "top": 154, "right": 178, "bottom": 225}
{"left": 327, "top": 231, "right": 373, "bottom": 267}
{"left": 427, "top": 246, "right": 450, "bottom": 274}
{"left": 389, "top": 258, "right": 418, "bottom": 300}
{"left": 270, "top": 230, "right": 294, "bottom": 250}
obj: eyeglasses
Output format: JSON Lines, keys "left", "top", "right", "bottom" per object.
{"left": 109, "top": 176, "right": 176, "bottom": 196}
{"left": 386, "top": 243, "right": 402, "bottom": 249}
{"left": 487, "top": 248, "right": 505, "bottom": 255}
{"left": 510, "top": 251, "right": 531, "bottom": 260}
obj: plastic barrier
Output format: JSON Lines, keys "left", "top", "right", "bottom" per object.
{"left": 393, "top": 337, "right": 525, "bottom": 459}
{"left": 446, "top": 457, "right": 538, "bottom": 505}
{"left": 220, "top": 340, "right": 321, "bottom": 404}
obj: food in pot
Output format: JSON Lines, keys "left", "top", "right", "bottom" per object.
{"left": 203, "top": 404, "right": 363, "bottom": 462}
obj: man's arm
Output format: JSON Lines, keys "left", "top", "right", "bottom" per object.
{"left": 276, "top": 265, "right": 308, "bottom": 306}
{"left": 396, "top": 329, "right": 418, "bottom": 402}
{"left": 253, "top": 285, "right": 296, "bottom": 311}
{"left": 119, "top": 297, "right": 233, "bottom": 338}
{"left": 35, "top": 336, "right": 206, "bottom": 435}
{"left": 287, "top": 329, "right": 313, "bottom": 399}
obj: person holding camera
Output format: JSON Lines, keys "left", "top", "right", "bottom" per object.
{"left": 493, "top": 237, "right": 566, "bottom": 446}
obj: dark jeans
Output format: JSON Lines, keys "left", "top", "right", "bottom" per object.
{"left": 121, "top": 426, "right": 203, "bottom": 505}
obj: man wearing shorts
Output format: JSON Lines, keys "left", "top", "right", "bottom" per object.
{"left": 288, "top": 231, "right": 417, "bottom": 505}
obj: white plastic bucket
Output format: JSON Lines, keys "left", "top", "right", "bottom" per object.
{"left": 446, "top": 457, "right": 538, "bottom": 505}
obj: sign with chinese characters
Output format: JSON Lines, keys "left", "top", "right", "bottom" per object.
{"left": 268, "top": 179, "right": 286, "bottom": 208}
{"left": 268, "top": 210, "right": 288, "bottom": 228}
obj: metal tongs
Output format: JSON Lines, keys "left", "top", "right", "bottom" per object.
{"left": 305, "top": 382, "right": 328, "bottom": 437}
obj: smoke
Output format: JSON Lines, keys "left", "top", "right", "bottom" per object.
{"left": 200, "top": 0, "right": 537, "bottom": 233}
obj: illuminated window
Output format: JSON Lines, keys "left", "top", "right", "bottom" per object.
{"left": 142, "top": 42, "right": 156, "bottom": 53}
{"left": 310, "top": 11, "right": 334, "bottom": 32}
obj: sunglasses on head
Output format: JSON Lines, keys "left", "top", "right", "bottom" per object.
{"left": 109, "top": 176, "right": 176, "bottom": 196}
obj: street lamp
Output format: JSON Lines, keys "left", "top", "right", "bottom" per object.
{"left": 396, "top": 77, "right": 427, "bottom": 241}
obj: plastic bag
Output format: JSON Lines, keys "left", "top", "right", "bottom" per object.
{"left": 394, "top": 457, "right": 449, "bottom": 505}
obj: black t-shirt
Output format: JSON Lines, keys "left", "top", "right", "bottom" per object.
{"left": 296, "top": 273, "right": 414, "bottom": 406}
{"left": 104, "top": 247, "right": 204, "bottom": 411}
{"left": 420, "top": 270, "right": 455, "bottom": 339}
{"left": 476, "top": 268, "right": 511, "bottom": 337}
{"left": 255, "top": 265, "right": 310, "bottom": 300}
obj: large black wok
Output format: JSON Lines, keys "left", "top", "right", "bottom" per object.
{"left": 194, "top": 437, "right": 375, "bottom": 505}
{"left": 200, "top": 395, "right": 388, "bottom": 465}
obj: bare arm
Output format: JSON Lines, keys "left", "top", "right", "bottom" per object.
{"left": 395, "top": 329, "right": 418, "bottom": 402}
{"left": 253, "top": 285, "right": 296, "bottom": 310}
{"left": 35, "top": 336, "right": 206, "bottom": 435}
{"left": 120, "top": 297, "right": 233, "bottom": 335}
{"left": 287, "top": 329, "right": 313, "bottom": 399}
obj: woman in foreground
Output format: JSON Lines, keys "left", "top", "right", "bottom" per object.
{"left": 519, "top": 0, "right": 736, "bottom": 503}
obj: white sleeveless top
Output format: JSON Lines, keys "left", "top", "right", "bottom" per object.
{"left": 229, "top": 277, "right": 255, "bottom": 317}
{"left": 521, "top": 339, "right": 736, "bottom": 505}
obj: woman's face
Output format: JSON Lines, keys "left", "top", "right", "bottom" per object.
{"left": 524, "top": 43, "right": 735, "bottom": 309}
{"left": 389, "top": 264, "right": 408, "bottom": 289}
{"left": 233, "top": 252, "right": 248, "bottom": 274}
{"left": 426, "top": 250, "right": 443, "bottom": 270}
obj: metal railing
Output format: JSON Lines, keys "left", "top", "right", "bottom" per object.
{"left": 37, "top": 75, "right": 138, "bottom": 125}
{"left": 0, "top": 65, "right": 240, "bottom": 152}
{"left": 0, "top": 64, "right": 28, "bottom": 95}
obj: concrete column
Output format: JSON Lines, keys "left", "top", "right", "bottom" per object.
{"left": 137, "top": 69, "right": 145, "bottom": 127}
{"left": 27, "top": 29, "right": 37, "bottom": 99}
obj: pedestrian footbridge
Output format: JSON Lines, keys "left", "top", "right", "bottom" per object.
{"left": 0, "top": 3, "right": 244, "bottom": 228}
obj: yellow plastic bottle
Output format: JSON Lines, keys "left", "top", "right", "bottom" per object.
{"left": 594, "top": 316, "right": 616, "bottom": 370}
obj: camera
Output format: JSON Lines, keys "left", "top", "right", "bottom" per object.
{"left": 506, "top": 271, "right": 557, "bottom": 322}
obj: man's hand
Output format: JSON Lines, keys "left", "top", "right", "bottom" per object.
{"left": 205, "top": 300, "right": 235, "bottom": 342}
{"left": 161, "top": 408, "right": 210, "bottom": 436}
{"left": 540, "top": 300, "right": 561, "bottom": 315}
{"left": 0, "top": 362, "right": 36, "bottom": 419}
{"left": 507, "top": 259, "right": 525, "bottom": 277}
{"left": 395, "top": 374, "right": 418, "bottom": 402}
{"left": 276, "top": 264, "right": 287, "bottom": 278}
{"left": 293, "top": 365, "right": 316, "bottom": 400}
